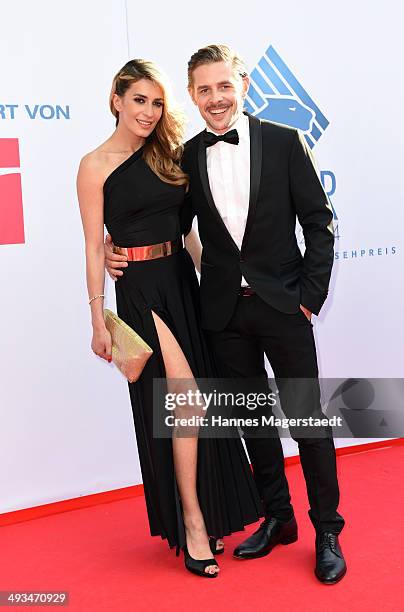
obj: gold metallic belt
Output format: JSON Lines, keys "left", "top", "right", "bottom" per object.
{"left": 113, "top": 237, "right": 183, "bottom": 261}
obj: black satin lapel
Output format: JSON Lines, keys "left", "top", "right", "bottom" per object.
{"left": 197, "top": 133, "right": 240, "bottom": 252}
{"left": 197, "top": 134, "right": 217, "bottom": 215}
{"left": 241, "top": 115, "right": 262, "bottom": 253}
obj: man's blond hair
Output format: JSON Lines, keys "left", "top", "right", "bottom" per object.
{"left": 187, "top": 44, "right": 248, "bottom": 88}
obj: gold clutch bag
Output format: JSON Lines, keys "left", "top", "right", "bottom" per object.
{"left": 104, "top": 309, "right": 153, "bottom": 383}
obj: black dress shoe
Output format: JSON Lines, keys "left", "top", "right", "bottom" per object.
{"left": 233, "top": 516, "right": 298, "bottom": 559}
{"left": 315, "top": 532, "right": 347, "bottom": 584}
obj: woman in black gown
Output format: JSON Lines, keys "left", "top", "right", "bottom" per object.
{"left": 77, "top": 59, "right": 262, "bottom": 577}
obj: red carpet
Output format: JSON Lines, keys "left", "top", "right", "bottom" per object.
{"left": 1, "top": 444, "right": 403, "bottom": 611}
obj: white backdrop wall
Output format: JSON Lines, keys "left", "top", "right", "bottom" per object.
{"left": 0, "top": 0, "right": 402, "bottom": 513}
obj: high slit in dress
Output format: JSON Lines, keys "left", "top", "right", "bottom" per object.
{"left": 103, "top": 145, "right": 263, "bottom": 551}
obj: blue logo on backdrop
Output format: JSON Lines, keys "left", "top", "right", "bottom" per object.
{"left": 245, "top": 46, "right": 397, "bottom": 261}
{"left": 246, "top": 45, "right": 329, "bottom": 149}
{"left": 247, "top": 45, "right": 338, "bottom": 237}
{"left": 244, "top": 45, "right": 339, "bottom": 234}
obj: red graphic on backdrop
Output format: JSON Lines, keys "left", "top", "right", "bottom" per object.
{"left": 0, "top": 138, "right": 25, "bottom": 245}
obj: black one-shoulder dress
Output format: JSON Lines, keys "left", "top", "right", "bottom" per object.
{"left": 103, "top": 146, "right": 262, "bottom": 550}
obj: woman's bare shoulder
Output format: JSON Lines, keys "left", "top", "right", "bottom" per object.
{"left": 79, "top": 139, "right": 132, "bottom": 185}
{"left": 79, "top": 142, "right": 110, "bottom": 169}
{"left": 78, "top": 142, "right": 114, "bottom": 184}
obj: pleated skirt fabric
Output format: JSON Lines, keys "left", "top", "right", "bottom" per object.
{"left": 115, "top": 248, "right": 263, "bottom": 550}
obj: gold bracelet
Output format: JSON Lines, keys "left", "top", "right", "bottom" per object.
{"left": 88, "top": 294, "right": 105, "bottom": 305}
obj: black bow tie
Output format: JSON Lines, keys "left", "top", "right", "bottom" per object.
{"left": 203, "top": 129, "right": 239, "bottom": 147}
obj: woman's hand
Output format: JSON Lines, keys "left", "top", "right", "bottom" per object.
{"left": 91, "top": 326, "right": 113, "bottom": 362}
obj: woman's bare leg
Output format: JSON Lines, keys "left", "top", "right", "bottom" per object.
{"left": 151, "top": 311, "right": 221, "bottom": 574}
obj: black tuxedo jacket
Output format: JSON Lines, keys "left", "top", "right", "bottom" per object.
{"left": 181, "top": 113, "right": 334, "bottom": 332}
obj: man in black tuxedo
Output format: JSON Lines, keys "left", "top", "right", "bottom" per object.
{"left": 105, "top": 44, "right": 346, "bottom": 584}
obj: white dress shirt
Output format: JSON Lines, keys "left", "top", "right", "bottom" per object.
{"left": 206, "top": 113, "right": 250, "bottom": 286}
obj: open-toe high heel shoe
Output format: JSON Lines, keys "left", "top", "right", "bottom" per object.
{"left": 183, "top": 545, "right": 219, "bottom": 578}
{"left": 209, "top": 536, "right": 225, "bottom": 555}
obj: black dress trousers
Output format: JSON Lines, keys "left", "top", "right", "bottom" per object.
{"left": 206, "top": 293, "right": 345, "bottom": 535}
